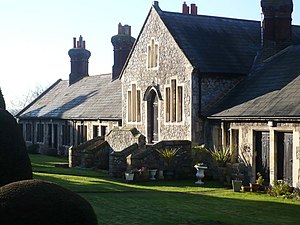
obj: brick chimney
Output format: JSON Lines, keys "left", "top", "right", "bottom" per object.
{"left": 68, "top": 35, "right": 91, "bottom": 85}
{"left": 111, "top": 23, "right": 136, "bottom": 80}
{"left": 182, "top": 2, "right": 197, "bottom": 15}
{"left": 261, "top": 0, "right": 293, "bottom": 59}
{"left": 182, "top": 2, "right": 189, "bottom": 14}
{"left": 190, "top": 3, "right": 198, "bottom": 15}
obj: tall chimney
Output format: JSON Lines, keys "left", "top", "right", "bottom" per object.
{"left": 68, "top": 35, "right": 91, "bottom": 85}
{"left": 261, "top": 0, "right": 293, "bottom": 59}
{"left": 111, "top": 23, "right": 136, "bottom": 80}
{"left": 182, "top": 2, "right": 189, "bottom": 14}
{"left": 190, "top": 3, "right": 198, "bottom": 15}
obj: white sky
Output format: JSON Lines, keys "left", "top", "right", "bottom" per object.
{"left": 0, "top": 0, "right": 299, "bottom": 110}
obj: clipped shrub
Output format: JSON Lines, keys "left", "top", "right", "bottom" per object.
{"left": 27, "top": 144, "right": 40, "bottom": 154}
{"left": 0, "top": 179, "right": 98, "bottom": 225}
{"left": 0, "top": 109, "right": 32, "bottom": 186}
{"left": 0, "top": 88, "right": 5, "bottom": 110}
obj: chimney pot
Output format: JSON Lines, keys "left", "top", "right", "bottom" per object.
{"left": 182, "top": 2, "right": 189, "bottom": 14}
{"left": 73, "top": 37, "right": 76, "bottom": 48}
{"left": 191, "top": 3, "right": 198, "bottom": 15}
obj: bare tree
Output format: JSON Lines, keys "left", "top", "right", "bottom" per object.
{"left": 8, "top": 84, "right": 47, "bottom": 116}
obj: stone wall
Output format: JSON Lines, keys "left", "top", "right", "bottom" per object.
{"left": 211, "top": 120, "right": 300, "bottom": 187}
{"left": 69, "top": 136, "right": 111, "bottom": 170}
{"left": 105, "top": 127, "right": 146, "bottom": 152}
{"left": 121, "top": 7, "right": 194, "bottom": 142}
{"left": 132, "top": 140, "right": 193, "bottom": 179}
{"left": 201, "top": 75, "right": 241, "bottom": 115}
{"left": 109, "top": 144, "right": 139, "bottom": 177}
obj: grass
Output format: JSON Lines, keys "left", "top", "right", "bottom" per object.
{"left": 30, "top": 154, "right": 300, "bottom": 225}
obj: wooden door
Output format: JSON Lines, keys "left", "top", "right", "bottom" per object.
{"left": 255, "top": 131, "right": 270, "bottom": 184}
{"left": 147, "top": 90, "right": 158, "bottom": 143}
{"left": 277, "top": 132, "right": 293, "bottom": 185}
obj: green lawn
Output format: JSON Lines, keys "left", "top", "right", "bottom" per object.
{"left": 30, "top": 154, "right": 300, "bottom": 225}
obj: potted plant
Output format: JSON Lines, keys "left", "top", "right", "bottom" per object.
{"left": 124, "top": 170, "right": 134, "bottom": 182}
{"left": 250, "top": 172, "right": 264, "bottom": 192}
{"left": 194, "top": 162, "right": 208, "bottom": 185}
{"left": 156, "top": 147, "right": 180, "bottom": 179}
{"left": 207, "top": 145, "right": 232, "bottom": 184}
{"left": 231, "top": 163, "right": 243, "bottom": 192}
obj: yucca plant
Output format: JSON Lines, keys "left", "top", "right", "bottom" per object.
{"left": 156, "top": 147, "right": 180, "bottom": 169}
{"left": 209, "top": 145, "right": 232, "bottom": 167}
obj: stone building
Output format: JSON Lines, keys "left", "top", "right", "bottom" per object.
{"left": 17, "top": 1, "right": 300, "bottom": 186}
{"left": 119, "top": 0, "right": 300, "bottom": 186}
{"left": 17, "top": 26, "right": 134, "bottom": 154}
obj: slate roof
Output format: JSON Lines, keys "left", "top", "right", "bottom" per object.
{"left": 207, "top": 45, "right": 300, "bottom": 119}
{"left": 157, "top": 7, "right": 300, "bottom": 76}
{"left": 158, "top": 10, "right": 262, "bottom": 75}
{"left": 17, "top": 74, "right": 122, "bottom": 120}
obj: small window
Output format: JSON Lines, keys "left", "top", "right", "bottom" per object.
{"left": 77, "top": 125, "right": 87, "bottom": 144}
{"left": 177, "top": 86, "right": 183, "bottom": 122}
{"left": 147, "top": 38, "right": 159, "bottom": 69}
{"left": 93, "top": 125, "right": 99, "bottom": 138}
{"left": 165, "top": 79, "right": 183, "bottom": 123}
{"left": 127, "top": 84, "right": 141, "bottom": 123}
{"left": 25, "top": 124, "right": 32, "bottom": 142}
{"left": 36, "top": 123, "right": 44, "bottom": 143}
{"left": 137, "top": 90, "right": 141, "bottom": 122}
{"left": 62, "top": 124, "right": 71, "bottom": 145}
{"left": 165, "top": 87, "right": 170, "bottom": 122}
{"left": 128, "top": 91, "right": 132, "bottom": 122}
{"left": 171, "top": 79, "right": 177, "bottom": 122}
{"left": 101, "top": 125, "right": 107, "bottom": 136}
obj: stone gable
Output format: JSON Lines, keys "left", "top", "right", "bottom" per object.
{"left": 121, "top": 7, "right": 194, "bottom": 142}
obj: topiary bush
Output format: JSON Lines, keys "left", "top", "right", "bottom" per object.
{"left": 0, "top": 179, "right": 98, "bottom": 225}
{"left": 0, "top": 109, "right": 32, "bottom": 186}
{"left": 0, "top": 88, "right": 6, "bottom": 110}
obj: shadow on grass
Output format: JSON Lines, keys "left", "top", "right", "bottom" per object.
{"left": 30, "top": 154, "right": 300, "bottom": 225}
{"left": 33, "top": 172, "right": 300, "bottom": 224}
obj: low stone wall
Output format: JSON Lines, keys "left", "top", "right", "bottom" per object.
{"left": 69, "top": 136, "right": 111, "bottom": 170}
{"left": 132, "top": 140, "right": 193, "bottom": 179}
{"left": 106, "top": 127, "right": 146, "bottom": 152}
{"left": 109, "top": 144, "right": 139, "bottom": 177}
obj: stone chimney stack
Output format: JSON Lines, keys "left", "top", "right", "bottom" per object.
{"left": 261, "top": 0, "right": 293, "bottom": 59}
{"left": 182, "top": 2, "right": 197, "bottom": 15}
{"left": 111, "top": 23, "right": 136, "bottom": 80}
{"left": 182, "top": 2, "right": 189, "bottom": 14}
{"left": 68, "top": 35, "right": 91, "bottom": 85}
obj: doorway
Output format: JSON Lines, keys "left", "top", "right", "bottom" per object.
{"left": 277, "top": 132, "right": 293, "bottom": 185}
{"left": 255, "top": 131, "right": 270, "bottom": 184}
{"left": 147, "top": 90, "right": 158, "bottom": 143}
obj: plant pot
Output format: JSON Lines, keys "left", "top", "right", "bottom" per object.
{"left": 125, "top": 172, "right": 134, "bottom": 182}
{"left": 194, "top": 165, "right": 207, "bottom": 185}
{"left": 149, "top": 169, "right": 157, "bottom": 180}
{"left": 241, "top": 186, "right": 251, "bottom": 192}
{"left": 250, "top": 183, "right": 260, "bottom": 192}
{"left": 232, "top": 180, "right": 242, "bottom": 192}
{"left": 158, "top": 170, "right": 164, "bottom": 180}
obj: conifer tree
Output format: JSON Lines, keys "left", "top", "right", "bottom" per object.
{"left": 0, "top": 88, "right": 6, "bottom": 110}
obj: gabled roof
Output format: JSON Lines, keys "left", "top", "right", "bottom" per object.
{"left": 158, "top": 9, "right": 262, "bottom": 75}
{"left": 17, "top": 74, "right": 121, "bottom": 120}
{"left": 208, "top": 45, "right": 300, "bottom": 119}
